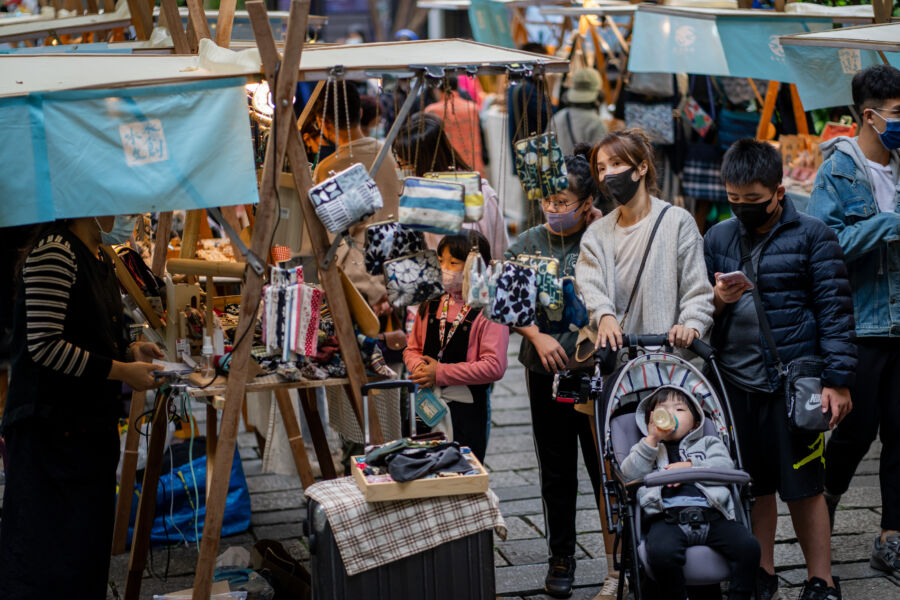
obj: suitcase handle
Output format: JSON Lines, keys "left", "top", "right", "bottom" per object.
{"left": 361, "top": 379, "right": 417, "bottom": 394}
{"left": 363, "top": 379, "right": 418, "bottom": 446}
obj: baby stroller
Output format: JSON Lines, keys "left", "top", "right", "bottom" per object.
{"left": 592, "top": 334, "right": 753, "bottom": 600}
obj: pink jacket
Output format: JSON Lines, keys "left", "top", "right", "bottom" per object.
{"left": 403, "top": 296, "right": 509, "bottom": 387}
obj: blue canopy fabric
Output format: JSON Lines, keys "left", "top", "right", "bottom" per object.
{"left": 628, "top": 7, "right": 833, "bottom": 81}
{"left": 0, "top": 76, "right": 258, "bottom": 227}
{"left": 0, "top": 42, "right": 133, "bottom": 54}
{"left": 468, "top": 0, "right": 516, "bottom": 48}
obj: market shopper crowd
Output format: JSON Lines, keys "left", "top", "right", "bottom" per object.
{"left": 1, "top": 53, "right": 899, "bottom": 600}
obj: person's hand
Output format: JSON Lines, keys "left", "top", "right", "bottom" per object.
{"left": 411, "top": 355, "right": 438, "bottom": 388}
{"left": 713, "top": 273, "right": 746, "bottom": 305}
{"left": 822, "top": 386, "right": 852, "bottom": 428}
{"left": 372, "top": 296, "right": 392, "bottom": 317}
{"left": 596, "top": 315, "right": 623, "bottom": 351}
{"left": 664, "top": 461, "right": 692, "bottom": 470}
{"left": 668, "top": 325, "right": 699, "bottom": 348}
{"left": 111, "top": 361, "right": 162, "bottom": 391}
{"left": 131, "top": 341, "right": 164, "bottom": 363}
{"left": 584, "top": 205, "right": 604, "bottom": 227}
{"left": 531, "top": 332, "right": 569, "bottom": 372}
{"left": 645, "top": 422, "right": 665, "bottom": 447}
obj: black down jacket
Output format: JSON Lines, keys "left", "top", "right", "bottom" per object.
{"left": 704, "top": 197, "right": 857, "bottom": 389}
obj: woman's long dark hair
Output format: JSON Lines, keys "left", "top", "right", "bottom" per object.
{"left": 392, "top": 112, "right": 472, "bottom": 177}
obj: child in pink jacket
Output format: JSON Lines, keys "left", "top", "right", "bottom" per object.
{"left": 403, "top": 232, "right": 509, "bottom": 462}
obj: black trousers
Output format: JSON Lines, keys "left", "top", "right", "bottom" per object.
{"left": 824, "top": 338, "right": 900, "bottom": 530}
{"left": 644, "top": 516, "right": 760, "bottom": 600}
{"left": 0, "top": 418, "right": 120, "bottom": 599}
{"left": 449, "top": 394, "right": 489, "bottom": 464}
{"left": 526, "top": 369, "right": 602, "bottom": 557}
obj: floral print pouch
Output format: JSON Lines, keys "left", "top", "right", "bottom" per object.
{"left": 383, "top": 250, "right": 444, "bottom": 308}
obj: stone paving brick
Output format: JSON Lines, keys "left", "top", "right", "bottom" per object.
{"left": 250, "top": 508, "right": 305, "bottom": 527}
{"left": 490, "top": 470, "right": 533, "bottom": 488}
{"left": 241, "top": 458, "right": 263, "bottom": 476}
{"left": 494, "top": 484, "right": 542, "bottom": 502}
{"left": 502, "top": 516, "right": 544, "bottom": 540}
{"left": 495, "top": 548, "right": 510, "bottom": 567}
{"left": 576, "top": 509, "right": 605, "bottom": 534}
{"left": 517, "top": 469, "right": 543, "bottom": 485}
{"left": 577, "top": 532, "right": 611, "bottom": 560}
{"left": 780, "top": 561, "right": 888, "bottom": 586}
{"left": 492, "top": 394, "right": 531, "bottom": 410}
{"left": 253, "top": 522, "right": 305, "bottom": 542}
{"left": 490, "top": 432, "right": 539, "bottom": 454}
{"left": 854, "top": 459, "right": 880, "bottom": 476}
{"left": 493, "top": 408, "right": 535, "bottom": 426}
{"left": 245, "top": 473, "right": 304, "bottom": 494}
{"left": 492, "top": 424, "right": 538, "bottom": 437}
{"left": 238, "top": 445, "right": 259, "bottom": 461}
{"left": 237, "top": 431, "right": 257, "bottom": 448}
{"left": 831, "top": 509, "right": 882, "bottom": 536}
{"left": 488, "top": 451, "right": 539, "bottom": 472}
{"left": 501, "top": 497, "right": 545, "bottom": 517}
{"left": 522, "top": 585, "right": 606, "bottom": 600}
{"left": 249, "top": 489, "right": 306, "bottom": 512}
{"left": 524, "top": 513, "right": 546, "bottom": 536}
{"left": 836, "top": 576, "right": 900, "bottom": 596}
{"left": 498, "top": 537, "right": 586, "bottom": 565}
{"left": 496, "top": 557, "right": 608, "bottom": 596}
{"left": 839, "top": 486, "right": 883, "bottom": 509}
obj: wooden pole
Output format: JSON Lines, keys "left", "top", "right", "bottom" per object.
{"left": 756, "top": 80, "right": 780, "bottom": 141}
{"left": 111, "top": 390, "right": 147, "bottom": 555}
{"left": 300, "top": 388, "right": 337, "bottom": 479}
{"left": 124, "top": 393, "right": 170, "bottom": 600}
{"left": 161, "top": 0, "right": 192, "bottom": 55}
{"left": 151, "top": 212, "right": 173, "bottom": 278}
{"left": 274, "top": 388, "right": 316, "bottom": 486}
{"left": 215, "top": 0, "right": 238, "bottom": 47}
{"left": 125, "top": 0, "right": 153, "bottom": 40}
{"left": 789, "top": 83, "right": 809, "bottom": 136}
{"left": 185, "top": 0, "right": 212, "bottom": 41}
{"left": 189, "top": 4, "right": 309, "bottom": 599}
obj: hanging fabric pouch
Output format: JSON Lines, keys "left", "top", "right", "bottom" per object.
{"left": 515, "top": 253, "right": 562, "bottom": 310}
{"left": 682, "top": 143, "right": 727, "bottom": 202}
{"left": 462, "top": 247, "right": 490, "bottom": 307}
{"left": 681, "top": 96, "right": 714, "bottom": 138}
{"left": 398, "top": 177, "right": 466, "bottom": 235}
{"left": 488, "top": 261, "right": 537, "bottom": 328}
{"left": 514, "top": 132, "right": 569, "bottom": 202}
{"left": 364, "top": 221, "right": 426, "bottom": 276}
{"left": 624, "top": 102, "right": 675, "bottom": 145}
{"left": 424, "top": 171, "right": 484, "bottom": 223}
{"left": 383, "top": 250, "right": 444, "bottom": 308}
{"left": 308, "top": 163, "right": 383, "bottom": 234}
{"left": 535, "top": 276, "right": 589, "bottom": 334}
{"left": 415, "top": 386, "right": 449, "bottom": 428}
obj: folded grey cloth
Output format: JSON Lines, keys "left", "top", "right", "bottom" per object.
{"left": 385, "top": 443, "right": 472, "bottom": 482}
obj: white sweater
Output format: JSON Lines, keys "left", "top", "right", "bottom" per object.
{"left": 575, "top": 197, "right": 714, "bottom": 338}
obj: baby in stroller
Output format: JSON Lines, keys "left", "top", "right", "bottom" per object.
{"left": 621, "top": 384, "right": 760, "bottom": 600}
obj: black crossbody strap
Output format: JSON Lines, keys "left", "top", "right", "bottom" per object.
{"left": 621, "top": 204, "right": 671, "bottom": 326}
{"left": 738, "top": 234, "right": 785, "bottom": 377}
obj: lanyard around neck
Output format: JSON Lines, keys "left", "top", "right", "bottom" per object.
{"left": 437, "top": 296, "right": 471, "bottom": 360}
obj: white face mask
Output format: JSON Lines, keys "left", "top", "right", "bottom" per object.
{"left": 442, "top": 269, "right": 464, "bottom": 298}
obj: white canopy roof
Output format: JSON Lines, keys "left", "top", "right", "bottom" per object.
{"left": 781, "top": 22, "right": 900, "bottom": 52}
{"left": 0, "top": 9, "right": 131, "bottom": 44}
{"left": 0, "top": 38, "right": 567, "bottom": 97}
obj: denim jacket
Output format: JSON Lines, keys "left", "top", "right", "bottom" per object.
{"left": 808, "top": 137, "right": 900, "bottom": 337}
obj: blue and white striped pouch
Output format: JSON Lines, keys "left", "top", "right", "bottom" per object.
{"left": 398, "top": 177, "right": 465, "bottom": 236}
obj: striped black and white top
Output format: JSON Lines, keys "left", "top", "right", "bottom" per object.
{"left": 22, "top": 234, "right": 100, "bottom": 377}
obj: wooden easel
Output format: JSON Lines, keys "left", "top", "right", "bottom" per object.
{"left": 122, "top": 3, "right": 381, "bottom": 599}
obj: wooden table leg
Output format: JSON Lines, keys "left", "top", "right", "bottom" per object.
{"left": 112, "top": 390, "right": 147, "bottom": 555}
{"left": 299, "top": 388, "right": 337, "bottom": 479}
{"left": 124, "top": 392, "right": 170, "bottom": 600}
{"left": 274, "top": 389, "right": 315, "bottom": 487}
{"left": 206, "top": 404, "right": 218, "bottom": 502}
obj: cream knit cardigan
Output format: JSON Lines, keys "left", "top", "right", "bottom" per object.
{"left": 575, "top": 197, "right": 714, "bottom": 338}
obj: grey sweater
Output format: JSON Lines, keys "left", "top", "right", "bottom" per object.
{"left": 575, "top": 197, "right": 714, "bottom": 339}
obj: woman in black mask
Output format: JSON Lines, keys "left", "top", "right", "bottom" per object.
{"left": 576, "top": 129, "right": 713, "bottom": 352}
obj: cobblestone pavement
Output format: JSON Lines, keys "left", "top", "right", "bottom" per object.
{"left": 103, "top": 335, "right": 897, "bottom": 598}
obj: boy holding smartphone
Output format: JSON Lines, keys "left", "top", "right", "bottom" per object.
{"left": 703, "top": 139, "right": 857, "bottom": 600}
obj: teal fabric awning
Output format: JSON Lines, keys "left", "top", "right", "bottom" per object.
{"left": 628, "top": 6, "right": 833, "bottom": 81}
{"left": 781, "top": 23, "right": 900, "bottom": 110}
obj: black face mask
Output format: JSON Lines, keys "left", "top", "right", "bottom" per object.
{"left": 730, "top": 196, "right": 777, "bottom": 231}
{"left": 603, "top": 167, "right": 642, "bottom": 205}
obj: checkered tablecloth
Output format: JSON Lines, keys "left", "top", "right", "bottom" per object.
{"left": 305, "top": 477, "right": 507, "bottom": 575}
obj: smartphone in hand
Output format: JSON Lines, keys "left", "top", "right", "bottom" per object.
{"left": 716, "top": 271, "right": 754, "bottom": 290}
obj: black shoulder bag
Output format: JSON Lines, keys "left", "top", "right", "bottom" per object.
{"left": 568, "top": 204, "right": 672, "bottom": 369}
{"left": 739, "top": 235, "right": 830, "bottom": 432}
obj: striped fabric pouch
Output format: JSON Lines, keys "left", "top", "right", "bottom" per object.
{"left": 398, "top": 177, "right": 465, "bottom": 235}
{"left": 424, "top": 171, "right": 484, "bottom": 222}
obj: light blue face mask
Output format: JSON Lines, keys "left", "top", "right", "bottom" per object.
{"left": 101, "top": 215, "right": 137, "bottom": 245}
{"left": 872, "top": 109, "right": 900, "bottom": 151}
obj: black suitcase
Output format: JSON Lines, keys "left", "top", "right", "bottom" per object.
{"left": 306, "top": 498, "right": 496, "bottom": 600}
{"left": 307, "top": 379, "right": 495, "bottom": 599}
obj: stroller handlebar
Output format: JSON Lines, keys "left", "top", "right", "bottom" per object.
{"left": 642, "top": 467, "right": 751, "bottom": 488}
{"left": 619, "top": 333, "right": 715, "bottom": 362}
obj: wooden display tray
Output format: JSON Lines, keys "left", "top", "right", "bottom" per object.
{"left": 351, "top": 448, "right": 489, "bottom": 502}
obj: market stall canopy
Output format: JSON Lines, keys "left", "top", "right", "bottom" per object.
{"left": 780, "top": 23, "right": 900, "bottom": 110}
{"left": 0, "top": 0, "right": 131, "bottom": 44}
{"left": 627, "top": 4, "right": 876, "bottom": 81}
{"left": 0, "top": 51, "right": 260, "bottom": 227}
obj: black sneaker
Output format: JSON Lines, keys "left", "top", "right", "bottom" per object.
{"left": 870, "top": 533, "right": 900, "bottom": 576}
{"left": 798, "top": 576, "right": 841, "bottom": 600}
{"left": 544, "top": 555, "right": 576, "bottom": 598}
{"left": 824, "top": 491, "right": 841, "bottom": 533}
{"left": 756, "top": 567, "right": 780, "bottom": 600}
